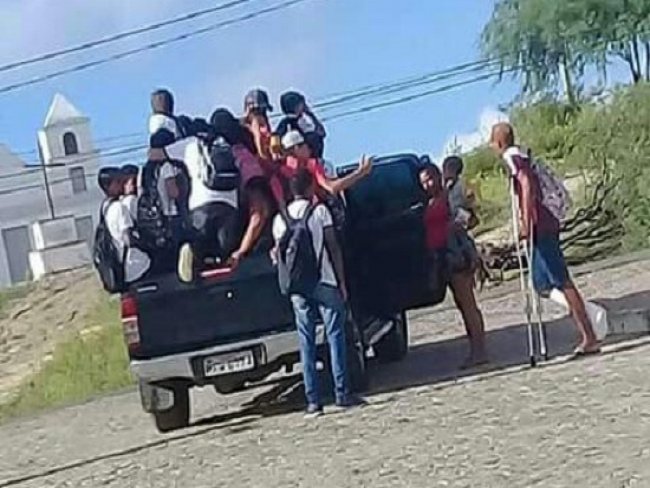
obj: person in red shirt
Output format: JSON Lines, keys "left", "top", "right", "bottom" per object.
{"left": 420, "top": 165, "right": 488, "bottom": 368}
{"left": 279, "top": 130, "right": 372, "bottom": 201}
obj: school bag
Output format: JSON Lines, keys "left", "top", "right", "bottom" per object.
{"left": 527, "top": 149, "right": 572, "bottom": 222}
{"left": 277, "top": 205, "right": 323, "bottom": 296}
{"left": 93, "top": 200, "right": 126, "bottom": 293}
{"left": 198, "top": 137, "right": 241, "bottom": 193}
{"left": 137, "top": 161, "right": 172, "bottom": 252}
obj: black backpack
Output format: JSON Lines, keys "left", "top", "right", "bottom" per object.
{"left": 277, "top": 205, "right": 323, "bottom": 296}
{"left": 93, "top": 200, "right": 126, "bottom": 293}
{"left": 198, "top": 138, "right": 241, "bottom": 192}
{"left": 137, "top": 161, "right": 172, "bottom": 252}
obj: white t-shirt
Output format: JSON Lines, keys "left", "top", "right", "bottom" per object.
{"left": 103, "top": 200, "right": 151, "bottom": 283}
{"left": 272, "top": 199, "right": 338, "bottom": 287}
{"left": 163, "top": 137, "right": 238, "bottom": 211}
{"left": 149, "top": 114, "right": 180, "bottom": 138}
{"left": 121, "top": 194, "right": 138, "bottom": 220}
{"left": 157, "top": 162, "right": 180, "bottom": 216}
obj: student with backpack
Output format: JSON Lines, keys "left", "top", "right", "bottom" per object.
{"left": 120, "top": 164, "right": 140, "bottom": 220}
{"left": 136, "top": 130, "right": 190, "bottom": 272}
{"left": 276, "top": 91, "right": 327, "bottom": 159}
{"left": 94, "top": 167, "right": 151, "bottom": 291}
{"left": 151, "top": 111, "right": 241, "bottom": 283}
{"left": 490, "top": 122, "right": 600, "bottom": 358}
{"left": 210, "top": 108, "right": 278, "bottom": 268}
{"left": 272, "top": 169, "right": 365, "bottom": 417}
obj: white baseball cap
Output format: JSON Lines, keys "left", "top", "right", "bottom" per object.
{"left": 281, "top": 130, "right": 305, "bottom": 150}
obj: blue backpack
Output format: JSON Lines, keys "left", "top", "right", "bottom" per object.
{"left": 277, "top": 205, "right": 323, "bottom": 296}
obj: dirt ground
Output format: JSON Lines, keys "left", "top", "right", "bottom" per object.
{"left": 0, "top": 269, "right": 104, "bottom": 404}
{"left": 0, "top": 258, "right": 649, "bottom": 488}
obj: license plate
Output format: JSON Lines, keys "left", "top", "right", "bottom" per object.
{"left": 203, "top": 351, "right": 255, "bottom": 377}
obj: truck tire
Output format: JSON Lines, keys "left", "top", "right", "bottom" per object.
{"left": 152, "top": 382, "right": 190, "bottom": 433}
{"left": 213, "top": 379, "right": 247, "bottom": 395}
{"left": 374, "top": 311, "right": 409, "bottom": 363}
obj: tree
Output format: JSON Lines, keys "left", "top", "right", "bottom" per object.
{"left": 481, "top": 0, "right": 585, "bottom": 104}
{"left": 482, "top": 0, "right": 650, "bottom": 99}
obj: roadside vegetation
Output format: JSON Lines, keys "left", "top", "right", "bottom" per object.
{"left": 463, "top": 0, "right": 650, "bottom": 261}
{"left": 0, "top": 295, "right": 131, "bottom": 421}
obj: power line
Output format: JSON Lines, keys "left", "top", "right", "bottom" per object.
{"left": 314, "top": 59, "right": 498, "bottom": 110}
{"left": 0, "top": 0, "right": 315, "bottom": 95}
{"left": 314, "top": 60, "right": 501, "bottom": 112}
{"left": 322, "top": 68, "right": 517, "bottom": 123}
{"left": 0, "top": 0, "right": 262, "bottom": 74}
{"left": 13, "top": 131, "right": 144, "bottom": 157}
{"left": 0, "top": 144, "right": 147, "bottom": 182}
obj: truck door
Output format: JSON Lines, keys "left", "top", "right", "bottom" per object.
{"left": 342, "top": 155, "right": 447, "bottom": 317}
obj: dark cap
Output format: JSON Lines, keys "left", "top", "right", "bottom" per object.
{"left": 280, "top": 91, "right": 306, "bottom": 115}
{"left": 244, "top": 89, "right": 273, "bottom": 112}
{"left": 121, "top": 164, "right": 139, "bottom": 178}
{"left": 97, "top": 166, "right": 122, "bottom": 194}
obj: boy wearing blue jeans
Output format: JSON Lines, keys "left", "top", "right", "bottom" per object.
{"left": 272, "top": 169, "right": 364, "bottom": 417}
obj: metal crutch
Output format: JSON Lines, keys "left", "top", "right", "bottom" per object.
{"left": 509, "top": 182, "right": 537, "bottom": 367}
{"left": 524, "top": 232, "right": 549, "bottom": 362}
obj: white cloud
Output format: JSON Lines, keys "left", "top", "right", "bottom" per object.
{"left": 441, "top": 106, "right": 509, "bottom": 158}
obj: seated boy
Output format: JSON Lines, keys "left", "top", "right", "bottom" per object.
{"left": 97, "top": 167, "right": 151, "bottom": 284}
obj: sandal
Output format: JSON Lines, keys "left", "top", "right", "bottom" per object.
{"left": 568, "top": 345, "right": 602, "bottom": 361}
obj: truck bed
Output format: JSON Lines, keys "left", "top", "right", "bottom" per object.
{"left": 127, "top": 255, "right": 294, "bottom": 360}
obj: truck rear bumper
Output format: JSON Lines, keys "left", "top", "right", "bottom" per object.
{"left": 130, "top": 327, "right": 325, "bottom": 383}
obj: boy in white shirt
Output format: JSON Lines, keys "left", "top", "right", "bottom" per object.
{"left": 98, "top": 167, "right": 151, "bottom": 284}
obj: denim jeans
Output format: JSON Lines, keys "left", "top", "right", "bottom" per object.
{"left": 290, "top": 284, "right": 349, "bottom": 407}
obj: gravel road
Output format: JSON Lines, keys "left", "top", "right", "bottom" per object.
{"left": 1, "top": 260, "right": 649, "bottom": 488}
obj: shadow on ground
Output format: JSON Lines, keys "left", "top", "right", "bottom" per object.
{"left": 195, "top": 290, "right": 650, "bottom": 426}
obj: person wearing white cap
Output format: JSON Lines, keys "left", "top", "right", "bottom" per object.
{"left": 280, "top": 130, "right": 372, "bottom": 198}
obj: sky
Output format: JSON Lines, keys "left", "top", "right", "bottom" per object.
{"left": 0, "top": 0, "right": 518, "bottom": 167}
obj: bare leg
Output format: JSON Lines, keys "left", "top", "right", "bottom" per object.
{"left": 450, "top": 271, "right": 488, "bottom": 365}
{"left": 563, "top": 280, "right": 599, "bottom": 350}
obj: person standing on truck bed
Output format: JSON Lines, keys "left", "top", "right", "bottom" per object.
{"left": 210, "top": 108, "right": 278, "bottom": 269}
{"left": 149, "top": 89, "right": 181, "bottom": 139}
{"left": 419, "top": 165, "right": 488, "bottom": 369}
{"left": 280, "top": 130, "right": 373, "bottom": 200}
{"left": 273, "top": 169, "right": 365, "bottom": 418}
{"left": 152, "top": 114, "right": 241, "bottom": 283}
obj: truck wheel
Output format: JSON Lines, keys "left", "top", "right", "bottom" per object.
{"left": 346, "top": 318, "right": 369, "bottom": 392}
{"left": 374, "top": 311, "right": 409, "bottom": 363}
{"left": 152, "top": 382, "right": 190, "bottom": 433}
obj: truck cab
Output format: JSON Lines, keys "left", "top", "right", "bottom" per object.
{"left": 124, "top": 154, "right": 447, "bottom": 432}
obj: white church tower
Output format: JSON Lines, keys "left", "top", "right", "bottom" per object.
{"left": 28, "top": 94, "right": 100, "bottom": 281}
{"left": 37, "top": 93, "right": 97, "bottom": 167}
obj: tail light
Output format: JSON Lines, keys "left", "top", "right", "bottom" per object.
{"left": 120, "top": 294, "right": 140, "bottom": 352}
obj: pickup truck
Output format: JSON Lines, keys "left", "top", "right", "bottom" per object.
{"left": 121, "top": 153, "right": 447, "bottom": 432}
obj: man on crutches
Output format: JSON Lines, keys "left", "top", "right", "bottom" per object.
{"left": 490, "top": 123, "right": 601, "bottom": 362}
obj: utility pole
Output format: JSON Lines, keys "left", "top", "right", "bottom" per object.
{"left": 37, "top": 139, "right": 56, "bottom": 220}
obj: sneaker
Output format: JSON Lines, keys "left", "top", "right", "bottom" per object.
{"left": 178, "top": 243, "right": 194, "bottom": 283}
{"left": 304, "top": 404, "right": 323, "bottom": 419}
{"left": 335, "top": 395, "right": 367, "bottom": 410}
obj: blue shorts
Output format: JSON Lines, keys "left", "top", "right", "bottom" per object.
{"left": 532, "top": 234, "right": 570, "bottom": 293}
